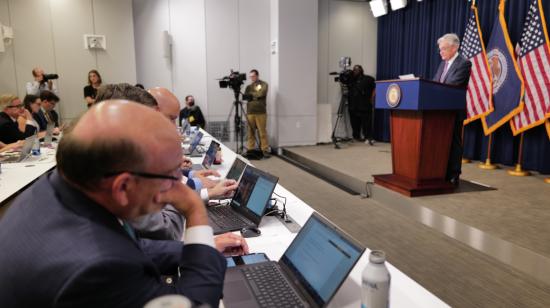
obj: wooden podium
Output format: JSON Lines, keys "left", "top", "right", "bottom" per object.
{"left": 373, "top": 78, "right": 466, "bottom": 197}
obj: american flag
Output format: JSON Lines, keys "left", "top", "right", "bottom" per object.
{"left": 511, "top": 0, "right": 550, "bottom": 135}
{"left": 460, "top": 5, "right": 492, "bottom": 124}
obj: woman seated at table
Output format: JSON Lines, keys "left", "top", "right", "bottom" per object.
{"left": 23, "top": 94, "right": 41, "bottom": 130}
{"left": 83, "top": 69, "right": 103, "bottom": 108}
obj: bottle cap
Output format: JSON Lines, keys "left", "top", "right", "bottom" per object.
{"left": 369, "top": 250, "right": 386, "bottom": 264}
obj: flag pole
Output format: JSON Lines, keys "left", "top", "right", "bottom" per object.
{"left": 461, "top": 125, "right": 471, "bottom": 163}
{"left": 479, "top": 133, "right": 498, "bottom": 169}
{"left": 508, "top": 133, "right": 531, "bottom": 176}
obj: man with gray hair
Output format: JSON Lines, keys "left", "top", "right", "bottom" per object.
{"left": 433, "top": 33, "right": 472, "bottom": 187}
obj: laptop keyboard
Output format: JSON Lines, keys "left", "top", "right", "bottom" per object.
{"left": 242, "top": 263, "right": 306, "bottom": 308}
{"left": 209, "top": 206, "right": 253, "bottom": 230}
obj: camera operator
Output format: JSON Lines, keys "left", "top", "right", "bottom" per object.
{"left": 244, "top": 69, "right": 270, "bottom": 158}
{"left": 26, "top": 67, "right": 58, "bottom": 96}
{"left": 348, "top": 65, "right": 375, "bottom": 144}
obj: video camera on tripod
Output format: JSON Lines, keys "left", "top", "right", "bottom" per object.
{"left": 329, "top": 57, "right": 353, "bottom": 86}
{"left": 219, "top": 70, "right": 247, "bottom": 93}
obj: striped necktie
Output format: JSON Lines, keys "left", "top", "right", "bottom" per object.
{"left": 440, "top": 61, "right": 449, "bottom": 82}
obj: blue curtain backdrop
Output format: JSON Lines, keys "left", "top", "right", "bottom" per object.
{"left": 375, "top": 0, "right": 550, "bottom": 174}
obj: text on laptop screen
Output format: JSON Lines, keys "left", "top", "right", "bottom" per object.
{"left": 281, "top": 214, "right": 363, "bottom": 306}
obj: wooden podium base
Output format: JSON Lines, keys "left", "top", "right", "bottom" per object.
{"left": 373, "top": 174, "right": 455, "bottom": 197}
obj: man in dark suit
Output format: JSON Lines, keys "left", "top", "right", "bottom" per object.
{"left": 0, "top": 94, "right": 36, "bottom": 144}
{"left": 432, "top": 33, "right": 472, "bottom": 186}
{"left": 0, "top": 101, "right": 226, "bottom": 307}
{"left": 34, "top": 90, "right": 60, "bottom": 131}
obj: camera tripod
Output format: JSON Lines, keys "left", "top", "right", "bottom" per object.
{"left": 331, "top": 85, "right": 352, "bottom": 149}
{"left": 226, "top": 89, "right": 247, "bottom": 154}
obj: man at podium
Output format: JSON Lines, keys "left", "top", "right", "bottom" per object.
{"left": 433, "top": 33, "right": 471, "bottom": 186}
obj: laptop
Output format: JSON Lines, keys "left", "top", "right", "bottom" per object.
{"left": 208, "top": 166, "right": 278, "bottom": 235}
{"left": 183, "top": 131, "right": 204, "bottom": 157}
{"left": 192, "top": 140, "right": 220, "bottom": 171}
{"left": 223, "top": 212, "right": 365, "bottom": 308}
{"left": 0, "top": 136, "right": 36, "bottom": 163}
{"left": 225, "top": 156, "right": 248, "bottom": 182}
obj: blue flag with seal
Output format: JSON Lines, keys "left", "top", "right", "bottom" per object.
{"left": 482, "top": 0, "right": 524, "bottom": 135}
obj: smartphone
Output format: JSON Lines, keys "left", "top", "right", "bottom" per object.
{"left": 226, "top": 253, "right": 269, "bottom": 268}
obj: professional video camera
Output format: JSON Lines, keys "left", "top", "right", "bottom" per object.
{"left": 329, "top": 57, "right": 353, "bottom": 85}
{"left": 42, "top": 73, "right": 59, "bottom": 82}
{"left": 219, "top": 70, "right": 246, "bottom": 92}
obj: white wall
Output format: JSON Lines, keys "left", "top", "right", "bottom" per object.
{"left": 133, "top": 0, "right": 271, "bottom": 131}
{"left": 274, "top": 0, "right": 319, "bottom": 146}
{"left": 133, "top": 0, "right": 375, "bottom": 147}
{"left": 318, "top": 0, "right": 378, "bottom": 110}
{"left": 0, "top": 0, "right": 137, "bottom": 121}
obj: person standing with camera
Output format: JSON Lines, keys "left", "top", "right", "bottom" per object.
{"left": 26, "top": 67, "right": 58, "bottom": 96}
{"left": 244, "top": 69, "right": 270, "bottom": 158}
{"left": 348, "top": 65, "right": 375, "bottom": 145}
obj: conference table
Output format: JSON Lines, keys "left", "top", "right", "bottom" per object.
{"left": 0, "top": 131, "right": 449, "bottom": 307}
{"left": 0, "top": 146, "right": 57, "bottom": 205}
{"left": 193, "top": 132, "right": 450, "bottom": 308}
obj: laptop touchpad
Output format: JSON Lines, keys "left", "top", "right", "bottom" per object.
{"left": 224, "top": 280, "right": 253, "bottom": 302}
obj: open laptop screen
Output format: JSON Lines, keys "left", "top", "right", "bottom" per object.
{"left": 188, "top": 131, "right": 203, "bottom": 153}
{"left": 201, "top": 140, "right": 220, "bottom": 169}
{"left": 280, "top": 213, "right": 364, "bottom": 307}
{"left": 225, "top": 158, "right": 247, "bottom": 181}
{"left": 231, "top": 166, "right": 278, "bottom": 220}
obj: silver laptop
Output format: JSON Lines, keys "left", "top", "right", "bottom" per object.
{"left": 223, "top": 212, "right": 365, "bottom": 308}
{"left": 0, "top": 136, "right": 36, "bottom": 163}
{"left": 191, "top": 140, "right": 220, "bottom": 171}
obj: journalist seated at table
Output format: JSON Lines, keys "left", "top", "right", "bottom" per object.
{"left": 0, "top": 94, "right": 37, "bottom": 144}
{"left": 95, "top": 84, "right": 246, "bottom": 253}
{"left": 34, "top": 90, "right": 61, "bottom": 133}
{"left": 0, "top": 101, "right": 226, "bottom": 307}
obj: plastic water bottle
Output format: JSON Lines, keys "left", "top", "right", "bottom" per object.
{"left": 31, "top": 137, "right": 41, "bottom": 156}
{"left": 361, "top": 250, "right": 390, "bottom": 308}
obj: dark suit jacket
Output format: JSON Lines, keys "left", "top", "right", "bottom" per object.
{"left": 33, "top": 109, "right": 60, "bottom": 131}
{"left": 0, "top": 112, "right": 36, "bottom": 144}
{"left": 0, "top": 170, "right": 226, "bottom": 308}
{"left": 433, "top": 54, "right": 472, "bottom": 87}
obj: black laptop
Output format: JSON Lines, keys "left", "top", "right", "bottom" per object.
{"left": 208, "top": 166, "right": 278, "bottom": 235}
{"left": 225, "top": 156, "right": 248, "bottom": 182}
{"left": 223, "top": 212, "right": 365, "bottom": 308}
{"left": 183, "top": 131, "right": 204, "bottom": 157}
{"left": 192, "top": 140, "right": 220, "bottom": 171}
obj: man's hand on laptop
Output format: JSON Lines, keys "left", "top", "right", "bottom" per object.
{"left": 195, "top": 169, "right": 221, "bottom": 188}
{"left": 208, "top": 179, "right": 238, "bottom": 199}
{"left": 214, "top": 232, "right": 249, "bottom": 256}
{"left": 155, "top": 181, "right": 208, "bottom": 227}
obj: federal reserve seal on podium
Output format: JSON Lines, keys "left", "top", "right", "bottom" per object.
{"left": 386, "top": 83, "right": 401, "bottom": 108}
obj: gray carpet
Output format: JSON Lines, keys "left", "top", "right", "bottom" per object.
{"left": 254, "top": 156, "right": 550, "bottom": 308}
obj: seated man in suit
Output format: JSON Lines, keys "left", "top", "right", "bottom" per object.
{"left": 432, "top": 33, "right": 471, "bottom": 187}
{"left": 34, "top": 90, "right": 61, "bottom": 132}
{"left": 0, "top": 94, "right": 37, "bottom": 144}
{"left": 0, "top": 101, "right": 226, "bottom": 307}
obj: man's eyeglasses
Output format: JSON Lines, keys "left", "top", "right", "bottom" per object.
{"left": 6, "top": 104, "right": 24, "bottom": 109}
